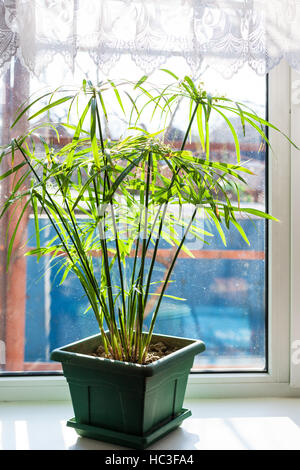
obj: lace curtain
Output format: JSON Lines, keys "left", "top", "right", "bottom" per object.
{"left": 1, "top": 0, "right": 300, "bottom": 79}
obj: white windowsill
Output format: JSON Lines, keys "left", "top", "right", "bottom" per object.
{"left": 1, "top": 373, "right": 300, "bottom": 402}
{"left": 1, "top": 398, "right": 300, "bottom": 450}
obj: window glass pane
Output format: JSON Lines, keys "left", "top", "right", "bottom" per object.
{"left": 0, "top": 54, "right": 266, "bottom": 374}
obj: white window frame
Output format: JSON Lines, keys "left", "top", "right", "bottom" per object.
{"left": 1, "top": 60, "right": 300, "bottom": 401}
{"left": 290, "top": 68, "right": 300, "bottom": 388}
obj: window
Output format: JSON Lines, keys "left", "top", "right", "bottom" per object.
{"left": 0, "top": 3, "right": 298, "bottom": 402}
{"left": 0, "top": 53, "right": 268, "bottom": 375}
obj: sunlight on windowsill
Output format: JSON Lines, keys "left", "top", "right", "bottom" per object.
{"left": 1, "top": 398, "right": 300, "bottom": 450}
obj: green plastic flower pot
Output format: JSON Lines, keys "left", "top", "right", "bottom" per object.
{"left": 50, "top": 332, "right": 205, "bottom": 449}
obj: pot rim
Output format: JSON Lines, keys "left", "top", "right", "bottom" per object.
{"left": 50, "top": 331, "right": 205, "bottom": 377}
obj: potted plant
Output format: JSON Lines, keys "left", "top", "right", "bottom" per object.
{"left": 0, "top": 71, "right": 292, "bottom": 448}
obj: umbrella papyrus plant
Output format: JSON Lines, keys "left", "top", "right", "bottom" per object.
{"left": 0, "top": 72, "right": 293, "bottom": 364}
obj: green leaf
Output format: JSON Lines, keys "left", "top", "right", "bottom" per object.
{"left": 105, "top": 154, "right": 145, "bottom": 204}
{"left": 206, "top": 209, "right": 227, "bottom": 246}
{"left": 160, "top": 69, "right": 179, "bottom": 80}
{"left": 149, "top": 293, "right": 186, "bottom": 301}
{"left": 233, "top": 207, "right": 279, "bottom": 221}
{"left": 31, "top": 191, "right": 41, "bottom": 261}
{"left": 196, "top": 105, "right": 205, "bottom": 152}
{"left": 59, "top": 263, "right": 73, "bottom": 285}
{"left": 6, "top": 199, "right": 30, "bottom": 268}
{"left": 231, "top": 218, "right": 250, "bottom": 245}
{"left": 0, "top": 161, "right": 26, "bottom": 181}
{"left": 134, "top": 75, "right": 148, "bottom": 89}
{"left": 108, "top": 80, "right": 125, "bottom": 115}
{"left": 90, "top": 97, "right": 100, "bottom": 167}
{"left": 98, "top": 91, "right": 108, "bottom": 121}
{"left": 212, "top": 106, "right": 241, "bottom": 163}
{"left": 66, "top": 98, "right": 91, "bottom": 167}
{"left": 11, "top": 91, "right": 53, "bottom": 128}
{"left": 184, "top": 76, "right": 198, "bottom": 96}
{"left": 235, "top": 102, "right": 246, "bottom": 136}
{"left": 28, "top": 95, "right": 74, "bottom": 121}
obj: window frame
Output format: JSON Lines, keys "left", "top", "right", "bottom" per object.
{"left": 1, "top": 60, "right": 300, "bottom": 400}
{"left": 290, "top": 67, "right": 300, "bottom": 388}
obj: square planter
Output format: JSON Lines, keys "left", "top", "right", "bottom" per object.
{"left": 50, "top": 332, "right": 205, "bottom": 449}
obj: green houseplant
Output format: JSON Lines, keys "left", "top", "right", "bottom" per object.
{"left": 0, "top": 71, "right": 292, "bottom": 448}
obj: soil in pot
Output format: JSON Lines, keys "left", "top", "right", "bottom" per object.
{"left": 91, "top": 340, "right": 179, "bottom": 364}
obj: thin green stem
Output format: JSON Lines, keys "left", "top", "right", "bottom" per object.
{"left": 145, "top": 207, "right": 197, "bottom": 350}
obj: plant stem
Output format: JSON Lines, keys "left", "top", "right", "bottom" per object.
{"left": 145, "top": 207, "right": 197, "bottom": 350}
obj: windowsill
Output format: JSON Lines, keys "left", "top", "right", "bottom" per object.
{"left": 1, "top": 398, "right": 300, "bottom": 450}
{"left": 1, "top": 373, "right": 300, "bottom": 401}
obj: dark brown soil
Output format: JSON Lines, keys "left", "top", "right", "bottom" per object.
{"left": 91, "top": 341, "right": 179, "bottom": 364}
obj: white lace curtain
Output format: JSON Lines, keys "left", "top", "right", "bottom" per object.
{"left": 2, "top": 0, "right": 300, "bottom": 79}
